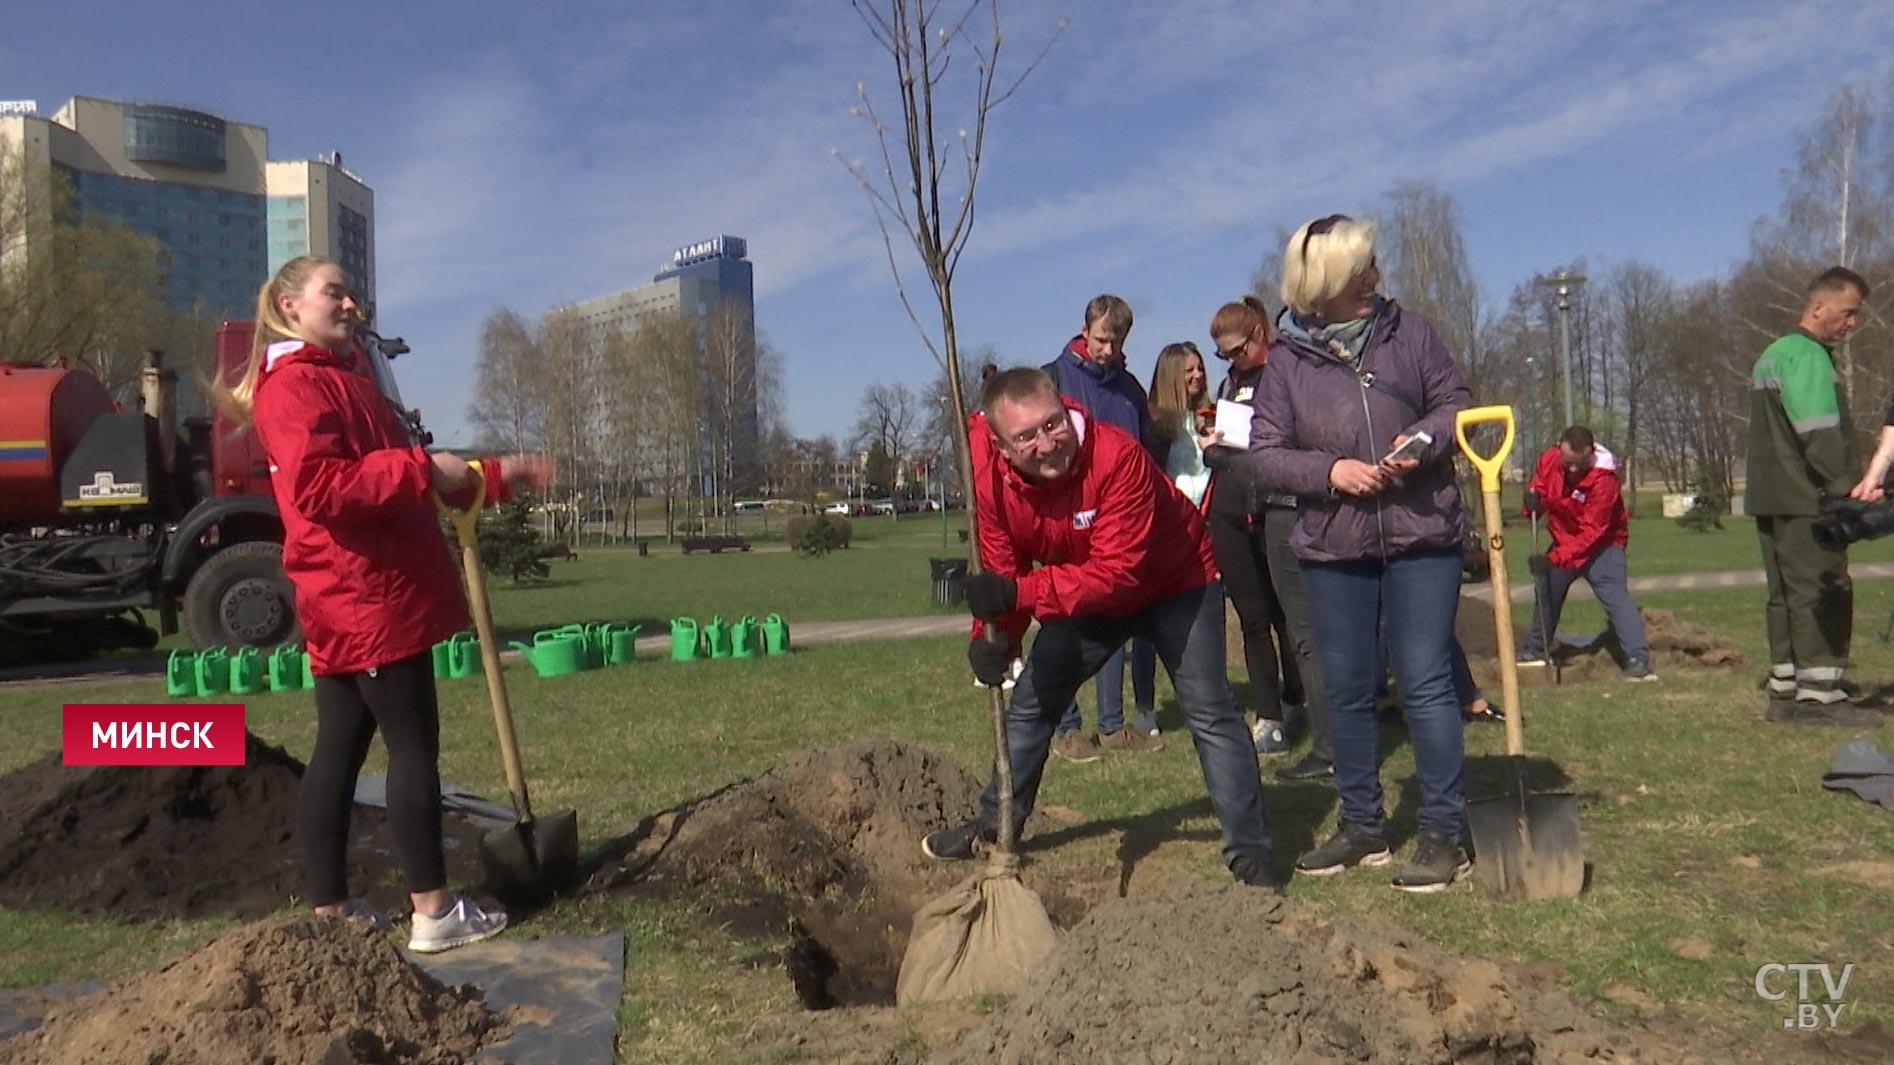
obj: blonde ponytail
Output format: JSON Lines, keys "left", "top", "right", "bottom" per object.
{"left": 213, "top": 255, "right": 333, "bottom": 423}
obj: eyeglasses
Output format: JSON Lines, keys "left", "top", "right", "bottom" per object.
{"left": 1299, "top": 213, "right": 1350, "bottom": 264}
{"left": 1214, "top": 331, "right": 1263, "bottom": 362}
{"left": 1002, "top": 411, "right": 1073, "bottom": 449}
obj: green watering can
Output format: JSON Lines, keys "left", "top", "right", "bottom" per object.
{"left": 670, "top": 618, "right": 701, "bottom": 661}
{"left": 166, "top": 650, "right": 197, "bottom": 697}
{"left": 705, "top": 615, "right": 732, "bottom": 659}
{"left": 302, "top": 654, "right": 315, "bottom": 688}
{"left": 762, "top": 613, "right": 790, "bottom": 656}
{"left": 195, "top": 647, "right": 229, "bottom": 697}
{"left": 513, "top": 632, "right": 585, "bottom": 678}
{"left": 731, "top": 615, "right": 760, "bottom": 659}
{"left": 228, "top": 647, "right": 265, "bottom": 695}
{"left": 447, "top": 632, "right": 480, "bottom": 679}
{"left": 606, "top": 623, "right": 644, "bottom": 666}
{"left": 269, "top": 644, "right": 305, "bottom": 692}
{"left": 582, "top": 622, "right": 611, "bottom": 669}
{"left": 431, "top": 639, "right": 453, "bottom": 679}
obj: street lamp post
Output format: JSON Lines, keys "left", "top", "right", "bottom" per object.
{"left": 1537, "top": 272, "right": 1587, "bottom": 429}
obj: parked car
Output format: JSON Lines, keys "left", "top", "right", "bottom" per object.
{"left": 823, "top": 502, "right": 852, "bottom": 515}
{"left": 869, "top": 499, "right": 896, "bottom": 515}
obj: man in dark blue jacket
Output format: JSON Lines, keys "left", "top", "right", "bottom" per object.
{"left": 1041, "top": 294, "right": 1163, "bottom": 762}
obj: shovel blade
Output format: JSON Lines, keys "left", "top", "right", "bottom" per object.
{"left": 480, "top": 808, "right": 580, "bottom": 907}
{"left": 1468, "top": 790, "right": 1583, "bottom": 902}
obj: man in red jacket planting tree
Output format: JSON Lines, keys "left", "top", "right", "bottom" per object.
{"left": 1518, "top": 425, "right": 1657, "bottom": 681}
{"left": 919, "top": 367, "right": 1281, "bottom": 891}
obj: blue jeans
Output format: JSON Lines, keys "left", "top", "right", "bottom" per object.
{"left": 1522, "top": 545, "right": 1650, "bottom": 666}
{"left": 978, "top": 581, "right": 1273, "bottom": 868}
{"left": 1301, "top": 549, "right": 1467, "bottom": 842}
{"left": 1055, "top": 644, "right": 1126, "bottom": 735}
{"left": 1130, "top": 636, "right": 1157, "bottom": 715}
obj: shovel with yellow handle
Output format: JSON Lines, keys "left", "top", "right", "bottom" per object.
{"left": 437, "top": 461, "right": 580, "bottom": 906}
{"left": 1455, "top": 406, "right": 1584, "bottom": 901}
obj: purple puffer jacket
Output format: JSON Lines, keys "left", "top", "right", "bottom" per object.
{"left": 1249, "top": 300, "right": 1471, "bottom": 563}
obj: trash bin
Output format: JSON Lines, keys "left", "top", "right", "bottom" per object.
{"left": 930, "top": 557, "right": 969, "bottom": 606}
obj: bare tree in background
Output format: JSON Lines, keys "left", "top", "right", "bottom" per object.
{"left": 704, "top": 298, "right": 759, "bottom": 532}
{"left": 631, "top": 310, "right": 704, "bottom": 539}
{"left": 469, "top": 307, "right": 544, "bottom": 453}
{"left": 842, "top": 0, "right": 1061, "bottom": 542}
{"left": 1380, "top": 181, "right": 1488, "bottom": 397}
{"left": 1600, "top": 261, "right": 1675, "bottom": 510}
{"left": 852, "top": 380, "right": 920, "bottom": 493}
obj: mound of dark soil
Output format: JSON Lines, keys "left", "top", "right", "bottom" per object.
{"left": 0, "top": 914, "right": 501, "bottom": 1065}
{"left": 589, "top": 739, "right": 1050, "bottom": 1008}
{"left": 0, "top": 733, "right": 487, "bottom": 920}
{"left": 1457, "top": 599, "right": 1745, "bottom": 683}
{"left": 933, "top": 883, "right": 1699, "bottom": 1065}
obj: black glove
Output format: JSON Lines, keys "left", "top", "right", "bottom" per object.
{"left": 1528, "top": 553, "right": 1550, "bottom": 576}
{"left": 968, "top": 636, "right": 1012, "bottom": 686}
{"left": 1524, "top": 490, "right": 1544, "bottom": 518}
{"left": 964, "top": 572, "right": 1019, "bottom": 621}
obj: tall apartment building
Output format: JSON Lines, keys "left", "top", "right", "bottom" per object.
{"left": 266, "top": 157, "right": 375, "bottom": 311}
{"left": 564, "top": 236, "right": 759, "bottom": 492}
{"left": 0, "top": 96, "right": 373, "bottom": 318}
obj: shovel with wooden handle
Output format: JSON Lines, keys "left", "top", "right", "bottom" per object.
{"left": 1454, "top": 406, "right": 1584, "bottom": 902}
{"left": 438, "top": 462, "right": 580, "bottom": 907}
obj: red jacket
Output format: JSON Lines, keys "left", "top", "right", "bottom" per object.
{"left": 970, "top": 403, "right": 1216, "bottom": 654}
{"left": 1528, "top": 446, "right": 1629, "bottom": 570}
{"left": 252, "top": 341, "right": 472, "bottom": 675}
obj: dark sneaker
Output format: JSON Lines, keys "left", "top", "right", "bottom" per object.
{"left": 1131, "top": 710, "right": 1160, "bottom": 737}
{"left": 1274, "top": 753, "right": 1335, "bottom": 782}
{"left": 1052, "top": 730, "right": 1101, "bottom": 764}
{"left": 1252, "top": 718, "right": 1292, "bottom": 754}
{"left": 1295, "top": 824, "right": 1393, "bottom": 876}
{"left": 1230, "top": 854, "right": 1287, "bottom": 895}
{"left": 1621, "top": 661, "right": 1659, "bottom": 683}
{"left": 1767, "top": 700, "right": 1886, "bottom": 727}
{"left": 1099, "top": 727, "right": 1165, "bottom": 752}
{"left": 1390, "top": 830, "right": 1472, "bottom": 893}
{"left": 921, "top": 818, "right": 995, "bottom": 861}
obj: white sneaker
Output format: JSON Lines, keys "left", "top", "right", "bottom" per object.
{"left": 408, "top": 895, "right": 508, "bottom": 954}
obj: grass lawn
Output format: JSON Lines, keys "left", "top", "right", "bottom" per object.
{"left": 3, "top": 570, "right": 1890, "bottom": 1062}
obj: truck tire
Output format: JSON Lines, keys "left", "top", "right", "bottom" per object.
{"left": 183, "top": 540, "right": 301, "bottom": 650}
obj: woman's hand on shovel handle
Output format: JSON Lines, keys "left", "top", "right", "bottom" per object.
{"left": 495, "top": 453, "right": 555, "bottom": 494}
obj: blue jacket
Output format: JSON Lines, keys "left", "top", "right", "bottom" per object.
{"left": 1250, "top": 301, "right": 1470, "bottom": 563}
{"left": 1044, "top": 338, "right": 1154, "bottom": 455}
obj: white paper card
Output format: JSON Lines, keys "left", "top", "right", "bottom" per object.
{"left": 1213, "top": 400, "right": 1252, "bottom": 449}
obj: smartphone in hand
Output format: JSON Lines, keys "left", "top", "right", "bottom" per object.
{"left": 1379, "top": 430, "right": 1434, "bottom": 466}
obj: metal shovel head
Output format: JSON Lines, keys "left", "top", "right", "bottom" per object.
{"left": 1468, "top": 763, "right": 1583, "bottom": 901}
{"left": 480, "top": 807, "right": 580, "bottom": 907}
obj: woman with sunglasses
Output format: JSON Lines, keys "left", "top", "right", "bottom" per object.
{"left": 1250, "top": 214, "right": 1475, "bottom": 893}
{"left": 1198, "top": 299, "right": 1324, "bottom": 766}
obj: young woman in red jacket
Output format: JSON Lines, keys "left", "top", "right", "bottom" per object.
{"left": 217, "top": 255, "right": 543, "bottom": 952}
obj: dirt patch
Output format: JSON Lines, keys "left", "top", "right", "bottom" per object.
{"left": 1810, "top": 861, "right": 1894, "bottom": 892}
{"left": 587, "top": 738, "right": 1084, "bottom": 1009}
{"left": 931, "top": 882, "right": 1702, "bottom": 1065}
{"left": 0, "top": 732, "right": 488, "bottom": 920}
{"left": 0, "top": 913, "right": 500, "bottom": 1065}
{"left": 1457, "top": 599, "right": 1745, "bottom": 685}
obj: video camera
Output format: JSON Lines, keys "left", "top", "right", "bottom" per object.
{"left": 1813, "top": 497, "right": 1894, "bottom": 552}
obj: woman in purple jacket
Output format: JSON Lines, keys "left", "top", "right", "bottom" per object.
{"left": 1250, "top": 214, "right": 1473, "bottom": 893}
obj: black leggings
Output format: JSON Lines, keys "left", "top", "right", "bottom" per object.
{"left": 1207, "top": 511, "right": 1305, "bottom": 714}
{"left": 300, "top": 650, "right": 445, "bottom": 906}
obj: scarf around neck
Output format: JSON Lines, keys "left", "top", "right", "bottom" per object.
{"left": 1281, "top": 296, "right": 1386, "bottom": 367}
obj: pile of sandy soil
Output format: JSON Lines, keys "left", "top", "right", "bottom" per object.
{"left": 0, "top": 914, "right": 501, "bottom": 1065}
{"left": 0, "top": 732, "right": 487, "bottom": 919}
{"left": 932, "top": 882, "right": 1702, "bottom": 1065}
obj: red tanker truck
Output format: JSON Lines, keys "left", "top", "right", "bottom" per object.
{"left": 0, "top": 322, "right": 425, "bottom": 662}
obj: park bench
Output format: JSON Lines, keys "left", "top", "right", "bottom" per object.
{"left": 680, "top": 535, "right": 752, "bottom": 555}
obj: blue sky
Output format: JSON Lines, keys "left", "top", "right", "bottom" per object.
{"left": 6, "top": 0, "right": 1892, "bottom": 447}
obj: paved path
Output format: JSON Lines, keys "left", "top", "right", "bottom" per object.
{"left": 1461, "top": 560, "right": 1894, "bottom": 603}
{"left": 10, "top": 562, "right": 1894, "bottom": 690}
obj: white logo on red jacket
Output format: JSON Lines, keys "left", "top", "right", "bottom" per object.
{"left": 1073, "top": 509, "right": 1097, "bottom": 529}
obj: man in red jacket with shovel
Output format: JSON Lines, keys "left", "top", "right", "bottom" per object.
{"left": 1518, "top": 426, "right": 1656, "bottom": 681}
{"left": 917, "top": 367, "right": 1281, "bottom": 891}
